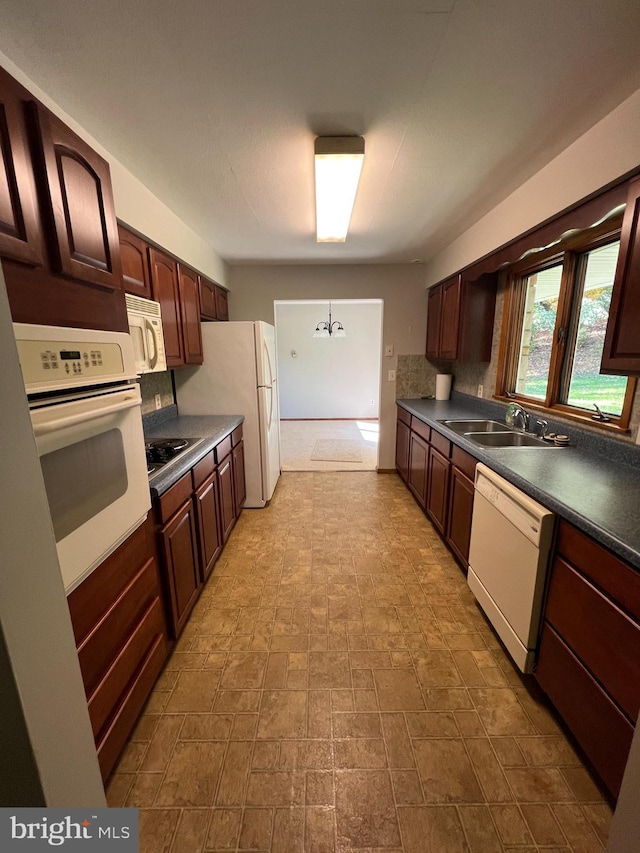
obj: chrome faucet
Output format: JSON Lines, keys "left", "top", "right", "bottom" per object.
{"left": 512, "top": 403, "right": 530, "bottom": 432}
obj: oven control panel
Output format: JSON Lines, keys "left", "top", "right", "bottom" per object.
{"left": 16, "top": 339, "right": 125, "bottom": 388}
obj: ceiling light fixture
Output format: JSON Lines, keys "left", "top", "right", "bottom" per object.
{"left": 314, "top": 136, "right": 365, "bottom": 243}
{"left": 313, "top": 301, "right": 346, "bottom": 338}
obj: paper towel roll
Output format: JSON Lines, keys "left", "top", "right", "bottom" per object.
{"left": 435, "top": 373, "right": 452, "bottom": 400}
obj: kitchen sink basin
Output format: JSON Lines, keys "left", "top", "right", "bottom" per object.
{"left": 465, "top": 431, "right": 554, "bottom": 448}
{"left": 439, "top": 419, "right": 512, "bottom": 433}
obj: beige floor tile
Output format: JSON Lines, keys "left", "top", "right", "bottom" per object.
{"left": 206, "top": 808, "right": 242, "bottom": 849}
{"left": 170, "top": 809, "right": 210, "bottom": 853}
{"left": 373, "top": 668, "right": 425, "bottom": 711}
{"left": 257, "top": 690, "right": 307, "bottom": 739}
{"left": 413, "top": 739, "right": 484, "bottom": 803}
{"left": 156, "top": 741, "right": 226, "bottom": 806}
{"left": 458, "top": 804, "right": 503, "bottom": 852}
{"left": 397, "top": 805, "right": 469, "bottom": 852}
{"left": 335, "top": 769, "right": 401, "bottom": 848}
{"left": 272, "top": 807, "right": 305, "bottom": 852}
{"left": 139, "top": 808, "right": 180, "bottom": 852}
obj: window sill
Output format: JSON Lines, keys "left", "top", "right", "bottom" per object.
{"left": 492, "top": 395, "right": 631, "bottom": 435}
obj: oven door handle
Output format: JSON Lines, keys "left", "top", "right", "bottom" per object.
{"left": 32, "top": 392, "right": 141, "bottom": 436}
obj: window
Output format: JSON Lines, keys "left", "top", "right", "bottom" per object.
{"left": 497, "top": 215, "right": 635, "bottom": 430}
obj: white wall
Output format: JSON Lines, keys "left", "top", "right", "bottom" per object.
{"left": 424, "top": 85, "right": 640, "bottom": 287}
{"left": 228, "top": 264, "right": 427, "bottom": 469}
{"left": 0, "top": 266, "right": 105, "bottom": 806}
{"left": 0, "top": 50, "right": 228, "bottom": 287}
{"left": 275, "top": 300, "right": 382, "bottom": 419}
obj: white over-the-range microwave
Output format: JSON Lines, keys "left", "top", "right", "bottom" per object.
{"left": 125, "top": 293, "right": 167, "bottom": 374}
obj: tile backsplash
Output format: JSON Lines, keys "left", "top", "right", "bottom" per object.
{"left": 396, "top": 354, "right": 438, "bottom": 399}
{"left": 139, "top": 371, "right": 174, "bottom": 415}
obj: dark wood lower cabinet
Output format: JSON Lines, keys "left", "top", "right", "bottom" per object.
{"left": 446, "top": 466, "right": 474, "bottom": 566}
{"left": 395, "top": 418, "right": 410, "bottom": 482}
{"left": 218, "top": 454, "right": 236, "bottom": 542}
{"left": 426, "top": 446, "right": 449, "bottom": 534}
{"left": 195, "top": 470, "right": 223, "bottom": 582}
{"left": 66, "top": 514, "right": 169, "bottom": 781}
{"left": 408, "top": 431, "right": 429, "bottom": 507}
{"left": 161, "top": 500, "right": 201, "bottom": 637}
{"left": 233, "top": 440, "right": 246, "bottom": 515}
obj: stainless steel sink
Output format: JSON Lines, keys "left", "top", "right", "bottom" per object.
{"left": 466, "top": 431, "right": 553, "bottom": 448}
{"left": 439, "top": 419, "right": 512, "bottom": 434}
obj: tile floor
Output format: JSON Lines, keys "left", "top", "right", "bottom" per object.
{"left": 107, "top": 472, "right": 613, "bottom": 852}
{"left": 280, "top": 420, "right": 378, "bottom": 472}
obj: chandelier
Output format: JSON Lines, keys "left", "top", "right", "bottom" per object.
{"left": 313, "top": 301, "right": 346, "bottom": 338}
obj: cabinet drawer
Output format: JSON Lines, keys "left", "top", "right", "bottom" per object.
{"left": 155, "top": 470, "right": 192, "bottom": 523}
{"left": 397, "top": 407, "right": 411, "bottom": 427}
{"left": 231, "top": 424, "right": 243, "bottom": 446}
{"left": 410, "top": 416, "right": 430, "bottom": 442}
{"left": 215, "top": 435, "right": 232, "bottom": 464}
{"left": 87, "top": 596, "right": 166, "bottom": 740}
{"left": 451, "top": 444, "right": 477, "bottom": 481}
{"left": 96, "top": 630, "right": 167, "bottom": 781}
{"left": 536, "top": 622, "right": 633, "bottom": 798}
{"left": 545, "top": 555, "right": 640, "bottom": 722}
{"left": 77, "top": 556, "right": 160, "bottom": 696}
{"left": 192, "top": 449, "right": 215, "bottom": 489}
{"left": 430, "top": 428, "right": 451, "bottom": 458}
{"left": 556, "top": 519, "right": 640, "bottom": 621}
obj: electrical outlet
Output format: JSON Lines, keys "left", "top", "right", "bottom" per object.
{"left": 385, "top": 344, "right": 394, "bottom": 357}
{"left": 388, "top": 370, "right": 396, "bottom": 382}
{"left": 477, "top": 384, "right": 483, "bottom": 398}
{"left": 155, "top": 393, "right": 162, "bottom": 410}
{"left": 370, "top": 398, "right": 375, "bottom": 405}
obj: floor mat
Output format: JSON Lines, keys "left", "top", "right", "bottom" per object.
{"left": 310, "top": 438, "right": 363, "bottom": 462}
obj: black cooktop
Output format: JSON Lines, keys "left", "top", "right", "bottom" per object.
{"left": 145, "top": 437, "right": 201, "bottom": 475}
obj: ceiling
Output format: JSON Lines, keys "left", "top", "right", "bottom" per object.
{"left": 1, "top": 0, "right": 640, "bottom": 266}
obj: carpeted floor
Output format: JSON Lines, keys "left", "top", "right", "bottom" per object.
{"left": 280, "top": 420, "right": 378, "bottom": 471}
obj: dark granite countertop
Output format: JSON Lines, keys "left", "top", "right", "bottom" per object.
{"left": 398, "top": 395, "right": 640, "bottom": 571}
{"left": 143, "top": 405, "right": 243, "bottom": 497}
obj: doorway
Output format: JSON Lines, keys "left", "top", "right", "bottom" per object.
{"left": 274, "top": 299, "right": 383, "bottom": 471}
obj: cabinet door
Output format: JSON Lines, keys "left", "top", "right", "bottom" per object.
{"left": 446, "top": 466, "right": 474, "bottom": 568}
{"left": 439, "top": 275, "right": 461, "bottom": 360}
{"left": 0, "top": 68, "right": 43, "bottom": 266}
{"left": 195, "top": 471, "right": 222, "bottom": 582}
{"left": 118, "top": 225, "right": 151, "bottom": 299}
{"left": 233, "top": 441, "right": 246, "bottom": 516}
{"left": 218, "top": 454, "right": 236, "bottom": 542}
{"left": 425, "top": 284, "right": 442, "bottom": 359}
{"left": 408, "top": 431, "right": 429, "bottom": 507}
{"left": 601, "top": 176, "right": 640, "bottom": 374}
{"left": 199, "top": 276, "right": 218, "bottom": 320}
{"left": 395, "top": 418, "right": 410, "bottom": 482}
{"left": 426, "top": 446, "right": 450, "bottom": 535}
{"left": 215, "top": 285, "right": 229, "bottom": 321}
{"left": 149, "top": 247, "right": 183, "bottom": 367}
{"left": 161, "top": 501, "right": 201, "bottom": 637}
{"left": 177, "top": 264, "right": 204, "bottom": 364}
{"left": 30, "top": 102, "right": 122, "bottom": 289}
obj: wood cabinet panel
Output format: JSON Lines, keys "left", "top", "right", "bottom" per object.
{"left": 218, "top": 454, "right": 236, "bottom": 542}
{"left": 233, "top": 441, "right": 246, "bottom": 516}
{"left": 215, "top": 284, "right": 229, "bottom": 321}
{"left": 429, "top": 428, "right": 451, "bottom": 458}
{"left": 156, "top": 470, "right": 193, "bottom": 524}
{"left": 118, "top": 224, "right": 151, "bottom": 299}
{"left": 30, "top": 102, "right": 122, "bottom": 289}
{"left": 177, "top": 264, "right": 204, "bottom": 365}
{"left": 439, "top": 276, "right": 462, "bottom": 360}
{"left": 410, "top": 416, "right": 430, "bottom": 443}
{"left": 0, "top": 68, "right": 42, "bottom": 266}
{"left": 199, "top": 276, "right": 218, "bottom": 320}
{"left": 215, "top": 435, "right": 232, "bottom": 464}
{"left": 148, "top": 247, "right": 183, "bottom": 367}
{"left": 395, "top": 417, "right": 410, "bottom": 482}
{"left": 601, "top": 176, "right": 640, "bottom": 374}
{"left": 426, "top": 446, "right": 450, "bottom": 534}
{"left": 425, "top": 284, "right": 442, "bottom": 359}
{"left": 446, "top": 467, "right": 474, "bottom": 567}
{"left": 451, "top": 444, "right": 477, "bottom": 482}
{"left": 192, "top": 449, "right": 215, "bottom": 490}
{"left": 536, "top": 622, "right": 633, "bottom": 799}
{"left": 161, "top": 501, "right": 201, "bottom": 637}
{"left": 195, "top": 471, "right": 223, "bottom": 582}
{"left": 545, "top": 556, "right": 640, "bottom": 723}
{"left": 397, "top": 406, "right": 411, "bottom": 427}
{"left": 408, "top": 431, "right": 429, "bottom": 507}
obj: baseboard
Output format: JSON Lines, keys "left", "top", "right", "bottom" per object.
{"left": 376, "top": 468, "right": 396, "bottom": 474}
{"left": 280, "top": 418, "right": 379, "bottom": 422}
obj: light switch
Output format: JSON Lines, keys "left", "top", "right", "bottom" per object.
{"left": 385, "top": 344, "right": 394, "bottom": 357}
{"left": 388, "top": 369, "right": 396, "bottom": 381}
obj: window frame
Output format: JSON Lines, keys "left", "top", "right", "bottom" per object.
{"left": 495, "top": 214, "right": 637, "bottom": 432}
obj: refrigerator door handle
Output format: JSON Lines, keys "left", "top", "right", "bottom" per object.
{"left": 263, "top": 336, "right": 275, "bottom": 388}
{"left": 265, "top": 384, "right": 273, "bottom": 430}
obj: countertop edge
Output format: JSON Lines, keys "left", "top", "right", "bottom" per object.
{"left": 397, "top": 398, "right": 640, "bottom": 571}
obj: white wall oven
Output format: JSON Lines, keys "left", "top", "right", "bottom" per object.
{"left": 13, "top": 323, "right": 151, "bottom": 594}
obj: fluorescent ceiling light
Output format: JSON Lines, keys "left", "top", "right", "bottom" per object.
{"left": 314, "top": 136, "right": 365, "bottom": 243}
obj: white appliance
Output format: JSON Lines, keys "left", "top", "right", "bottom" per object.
{"left": 467, "top": 464, "right": 555, "bottom": 673}
{"left": 13, "top": 323, "right": 151, "bottom": 593}
{"left": 175, "top": 321, "right": 280, "bottom": 507}
{"left": 125, "top": 293, "right": 167, "bottom": 374}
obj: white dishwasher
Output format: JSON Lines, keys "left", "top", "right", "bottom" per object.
{"left": 468, "top": 464, "right": 555, "bottom": 673}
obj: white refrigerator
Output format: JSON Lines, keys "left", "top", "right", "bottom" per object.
{"left": 175, "top": 321, "right": 281, "bottom": 507}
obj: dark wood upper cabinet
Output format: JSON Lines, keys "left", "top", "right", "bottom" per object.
{"left": 118, "top": 224, "right": 151, "bottom": 299}
{"left": 601, "top": 176, "right": 640, "bottom": 375}
{"left": 0, "top": 68, "right": 42, "bottom": 266}
{"left": 177, "top": 264, "right": 204, "bottom": 365}
{"left": 148, "top": 247, "right": 183, "bottom": 367}
{"left": 215, "top": 284, "right": 229, "bottom": 321}
{"left": 29, "top": 102, "right": 122, "bottom": 289}
{"left": 426, "top": 273, "right": 497, "bottom": 362}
